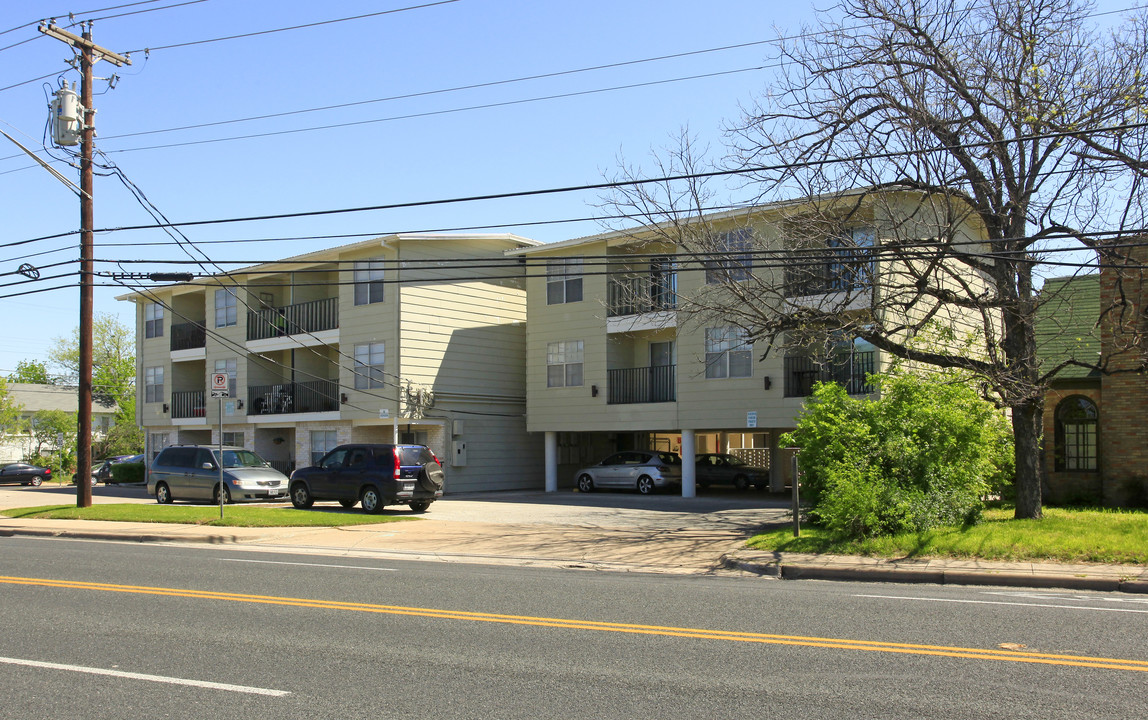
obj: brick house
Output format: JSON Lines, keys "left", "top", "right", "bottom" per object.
{"left": 1038, "top": 244, "right": 1148, "bottom": 506}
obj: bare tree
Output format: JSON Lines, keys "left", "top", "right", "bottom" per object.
{"left": 604, "top": 0, "right": 1147, "bottom": 519}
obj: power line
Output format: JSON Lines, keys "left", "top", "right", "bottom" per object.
{"left": 121, "top": 0, "right": 462, "bottom": 54}
{"left": 104, "top": 66, "right": 763, "bottom": 154}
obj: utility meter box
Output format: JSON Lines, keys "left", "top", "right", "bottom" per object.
{"left": 452, "top": 440, "right": 467, "bottom": 467}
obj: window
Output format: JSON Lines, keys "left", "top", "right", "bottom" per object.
{"left": 144, "top": 366, "right": 164, "bottom": 403}
{"left": 546, "top": 340, "right": 584, "bottom": 387}
{"left": 148, "top": 432, "right": 169, "bottom": 460}
{"left": 784, "top": 336, "right": 876, "bottom": 397}
{"left": 1055, "top": 396, "right": 1098, "bottom": 471}
{"left": 311, "top": 430, "right": 338, "bottom": 465}
{"left": 705, "top": 327, "right": 752, "bottom": 379}
{"left": 214, "top": 288, "right": 238, "bottom": 327}
{"left": 354, "top": 259, "right": 385, "bottom": 306}
{"left": 547, "top": 258, "right": 583, "bottom": 304}
{"left": 214, "top": 358, "right": 237, "bottom": 398}
{"left": 826, "top": 228, "right": 875, "bottom": 291}
{"left": 145, "top": 303, "right": 164, "bottom": 338}
{"left": 222, "top": 431, "right": 244, "bottom": 447}
{"left": 705, "top": 229, "right": 753, "bottom": 284}
{"left": 354, "top": 342, "right": 385, "bottom": 389}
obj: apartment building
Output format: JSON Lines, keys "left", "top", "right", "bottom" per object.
{"left": 509, "top": 194, "right": 992, "bottom": 495}
{"left": 118, "top": 233, "right": 545, "bottom": 493}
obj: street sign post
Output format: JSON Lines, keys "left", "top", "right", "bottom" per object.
{"left": 210, "top": 373, "right": 229, "bottom": 518}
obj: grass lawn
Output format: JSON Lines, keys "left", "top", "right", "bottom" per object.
{"left": 748, "top": 506, "right": 1148, "bottom": 565}
{"left": 0, "top": 504, "right": 417, "bottom": 528}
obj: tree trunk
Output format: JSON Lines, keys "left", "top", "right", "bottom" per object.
{"left": 1012, "top": 400, "right": 1044, "bottom": 520}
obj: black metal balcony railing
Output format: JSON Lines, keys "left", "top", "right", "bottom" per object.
{"left": 607, "top": 365, "right": 676, "bottom": 405}
{"left": 784, "top": 251, "right": 874, "bottom": 297}
{"left": 784, "top": 351, "right": 876, "bottom": 397}
{"left": 247, "top": 379, "right": 339, "bottom": 415}
{"left": 170, "top": 322, "right": 206, "bottom": 351}
{"left": 171, "top": 389, "right": 206, "bottom": 418}
{"left": 606, "top": 275, "right": 677, "bottom": 317}
{"left": 247, "top": 297, "right": 338, "bottom": 341}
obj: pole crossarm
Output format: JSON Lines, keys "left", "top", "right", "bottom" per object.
{"left": 38, "top": 24, "right": 132, "bottom": 67}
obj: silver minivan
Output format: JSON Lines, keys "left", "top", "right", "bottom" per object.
{"left": 148, "top": 445, "right": 289, "bottom": 504}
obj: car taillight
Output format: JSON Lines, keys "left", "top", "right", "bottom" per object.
{"left": 392, "top": 447, "right": 401, "bottom": 479}
{"left": 431, "top": 451, "right": 441, "bottom": 467}
{"left": 44, "top": 468, "right": 52, "bottom": 476}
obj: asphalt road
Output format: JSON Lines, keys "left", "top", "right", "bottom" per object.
{"left": 2, "top": 536, "right": 1145, "bottom": 719}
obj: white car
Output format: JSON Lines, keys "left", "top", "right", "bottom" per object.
{"left": 575, "top": 451, "right": 683, "bottom": 495}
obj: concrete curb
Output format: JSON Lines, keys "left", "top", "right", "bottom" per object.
{"left": 721, "top": 554, "right": 1148, "bottom": 593}
{"left": 0, "top": 526, "right": 273, "bottom": 545}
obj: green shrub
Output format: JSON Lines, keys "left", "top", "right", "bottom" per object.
{"left": 111, "top": 461, "right": 145, "bottom": 484}
{"left": 784, "top": 371, "right": 1014, "bottom": 538}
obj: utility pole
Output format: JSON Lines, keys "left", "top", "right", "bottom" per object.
{"left": 39, "top": 22, "right": 130, "bottom": 508}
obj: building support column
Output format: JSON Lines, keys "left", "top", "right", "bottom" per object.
{"left": 680, "top": 429, "right": 696, "bottom": 498}
{"left": 544, "top": 431, "right": 558, "bottom": 492}
{"left": 769, "top": 430, "right": 785, "bottom": 492}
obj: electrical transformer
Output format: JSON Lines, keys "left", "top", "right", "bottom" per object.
{"left": 49, "top": 83, "right": 82, "bottom": 146}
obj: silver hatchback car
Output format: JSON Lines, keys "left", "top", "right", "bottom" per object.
{"left": 575, "top": 450, "right": 683, "bottom": 495}
{"left": 148, "top": 445, "right": 289, "bottom": 504}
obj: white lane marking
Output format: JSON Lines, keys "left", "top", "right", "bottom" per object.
{"left": 221, "top": 558, "right": 397, "bottom": 572}
{"left": 0, "top": 656, "right": 290, "bottom": 697}
{"left": 981, "top": 590, "right": 1148, "bottom": 605}
{"left": 853, "top": 594, "right": 1148, "bottom": 614}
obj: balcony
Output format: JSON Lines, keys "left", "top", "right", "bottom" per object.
{"left": 247, "top": 297, "right": 338, "bottom": 342}
{"left": 171, "top": 389, "right": 206, "bottom": 418}
{"left": 784, "top": 352, "right": 875, "bottom": 397}
{"left": 170, "top": 322, "right": 206, "bottom": 351}
{"left": 248, "top": 379, "right": 339, "bottom": 415}
{"left": 784, "top": 249, "right": 874, "bottom": 297}
{"left": 607, "top": 275, "right": 677, "bottom": 317}
{"left": 607, "top": 365, "right": 675, "bottom": 405}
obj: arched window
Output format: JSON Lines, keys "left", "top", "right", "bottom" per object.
{"left": 1055, "top": 396, "right": 1098, "bottom": 471}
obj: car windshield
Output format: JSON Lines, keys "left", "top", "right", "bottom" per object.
{"left": 656, "top": 452, "right": 682, "bottom": 465}
{"left": 215, "top": 450, "right": 268, "bottom": 468}
{"left": 722, "top": 455, "right": 748, "bottom": 466}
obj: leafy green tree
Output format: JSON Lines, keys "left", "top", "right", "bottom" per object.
{"left": 783, "top": 371, "right": 1014, "bottom": 538}
{"left": 25, "top": 409, "right": 78, "bottom": 473}
{"left": 0, "top": 378, "right": 22, "bottom": 434}
{"left": 7, "top": 359, "right": 56, "bottom": 384}
{"left": 48, "top": 312, "right": 142, "bottom": 456}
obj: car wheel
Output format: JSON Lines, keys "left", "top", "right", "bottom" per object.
{"left": 733, "top": 474, "right": 750, "bottom": 491}
{"left": 418, "top": 463, "right": 445, "bottom": 492}
{"left": 290, "top": 482, "right": 314, "bottom": 509}
{"left": 408, "top": 500, "right": 431, "bottom": 513}
{"left": 30, "top": 476, "right": 42, "bottom": 487}
{"left": 577, "top": 474, "right": 594, "bottom": 493}
{"left": 338, "top": 499, "right": 357, "bottom": 509}
{"left": 213, "top": 484, "right": 232, "bottom": 505}
{"left": 155, "top": 482, "right": 172, "bottom": 504}
{"left": 361, "top": 486, "right": 384, "bottom": 514}
{"left": 636, "top": 475, "right": 656, "bottom": 495}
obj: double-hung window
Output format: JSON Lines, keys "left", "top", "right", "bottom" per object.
{"left": 546, "top": 340, "right": 584, "bottom": 387}
{"left": 311, "top": 430, "right": 338, "bottom": 465}
{"left": 144, "top": 366, "right": 165, "bottom": 403}
{"left": 547, "top": 258, "right": 583, "bottom": 304}
{"left": 1055, "top": 396, "right": 1098, "bottom": 471}
{"left": 354, "top": 259, "right": 385, "bottom": 306}
{"left": 705, "top": 327, "right": 752, "bottom": 379}
{"left": 354, "top": 342, "right": 385, "bottom": 389}
{"left": 145, "top": 303, "right": 164, "bottom": 338}
{"left": 214, "top": 288, "right": 238, "bottom": 328}
{"left": 214, "top": 358, "right": 238, "bottom": 398}
{"left": 705, "top": 229, "right": 753, "bottom": 284}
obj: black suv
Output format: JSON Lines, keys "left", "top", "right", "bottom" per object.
{"left": 288, "top": 443, "right": 445, "bottom": 513}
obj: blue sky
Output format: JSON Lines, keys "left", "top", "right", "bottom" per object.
{"left": 0, "top": 0, "right": 1135, "bottom": 375}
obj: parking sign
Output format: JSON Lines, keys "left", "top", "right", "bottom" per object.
{"left": 210, "top": 372, "right": 229, "bottom": 397}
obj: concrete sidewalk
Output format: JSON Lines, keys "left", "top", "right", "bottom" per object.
{"left": 3, "top": 511, "right": 1147, "bottom": 592}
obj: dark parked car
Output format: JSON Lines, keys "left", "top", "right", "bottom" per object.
{"left": 575, "top": 451, "right": 683, "bottom": 495}
{"left": 95, "top": 455, "right": 136, "bottom": 482}
{"left": 289, "top": 444, "right": 445, "bottom": 513}
{"left": 695, "top": 453, "right": 768, "bottom": 491}
{"left": 0, "top": 462, "right": 52, "bottom": 486}
{"left": 148, "top": 445, "right": 289, "bottom": 504}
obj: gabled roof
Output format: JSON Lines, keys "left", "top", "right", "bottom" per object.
{"left": 5, "top": 383, "right": 118, "bottom": 414}
{"left": 1035, "top": 274, "right": 1102, "bottom": 381}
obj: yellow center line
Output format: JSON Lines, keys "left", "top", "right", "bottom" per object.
{"left": 4, "top": 575, "right": 1147, "bottom": 673}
